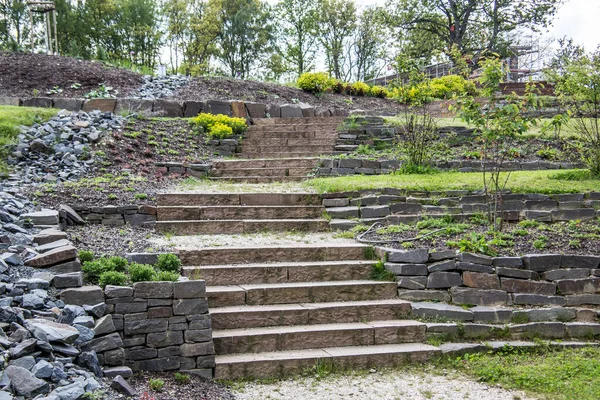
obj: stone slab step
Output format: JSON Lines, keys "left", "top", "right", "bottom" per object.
{"left": 210, "top": 299, "right": 412, "bottom": 329}
{"left": 214, "top": 320, "right": 426, "bottom": 354}
{"left": 239, "top": 145, "right": 335, "bottom": 153}
{"left": 206, "top": 281, "right": 398, "bottom": 307}
{"left": 210, "top": 167, "right": 314, "bottom": 177}
{"left": 158, "top": 205, "right": 325, "bottom": 221}
{"left": 241, "top": 138, "right": 337, "bottom": 146}
{"left": 156, "top": 218, "right": 330, "bottom": 235}
{"left": 207, "top": 176, "right": 310, "bottom": 183}
{"left": 214, "top": 343, "right": 440, "bottom": 379}
{"left": 252, "top": 117, "right": 345, "bottom": 126}
{"left": 157, "top": 193, "right": 321, "bottom": 206}
{"left": 178, "top": 244, "right": 374, "bottom": 266}
{"left": 212, "top": 158, "right": 320, "bottom": 169}
{"left": 182, "top": 260, "right": 375, "bottom": 285}
{"left": 237, "top": 152, "right": 334, "bottom": 159}
{"left": 245, "top": 131, "right": 340, "bottom": 139}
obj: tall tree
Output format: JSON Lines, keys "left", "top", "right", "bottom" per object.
{"left": 162, "top": 0, "right": 189, "bottom": 72}
{"left": 352, "top": 7, "right": 386, "bottom": 82}
{"left": 0, "top": 0, "right": 30, "bottom": 50}
{"left": 276, "top": 0, "right": 318, "bottom": 78}
{"left": 316, "top": 0, "right": 356, "bottom": 80}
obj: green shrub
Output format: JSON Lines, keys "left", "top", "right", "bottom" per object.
{"left": 297, "top": 72, "right": 334, "bottom": 94}
{"left": 98, "top": 271, "right": 128, "bottom": 287}
{"left": 153, "top": 271, "right": 180, "bottom": 282}
{"left": 107, "top": 256, "right": 128, "bottom": 272}
{"left": 331, "top": 79, "right": 345, "bottom": 94}
{"left": 156, "top": 253, "right": 182, "bottom": 273}
{"left": 430, "top": 75, "right": 477, "bottom": 99}
{"left": 149, "top": 378, "right": 165, "bottom": 392}
{"left": 78, "top": 250, "right": 95, "bottom": 263}
{"left": 128, "top": 263, "right": 156, "bottom": 282}
{"left": 350, "top": 81, "right": 370, "bottom": 96}
{"left": 369, "top": 85, "right": 389, "bottom": 98}
{"left": 208, "top": 122, "right": 233, "bottom": 139}
{"left": 174, "top": 372, "right": 190, "bottom": 384}
{"left": 82, "top": 259, "right": 113, "bottom": 284}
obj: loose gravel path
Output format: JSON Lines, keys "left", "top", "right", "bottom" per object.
{"left": 231, "top": 369, "right": 534, "bottom": 400}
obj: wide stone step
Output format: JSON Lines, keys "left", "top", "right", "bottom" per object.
{"left": 210, "top": 167, "right": 314, "bottom": 177}
{"left": 212, "top": 158, "right": 320, "bottom": 169}
{"left": 210, "top": 299, "right": 412, "bottom": 329}
{"left": 213, "top": 320, "right": 426, "bottom": 354}
{"left": 157, "top": 193, "right": 321, "bottom": 206}
{"left": 252, "top": 117, "right": 345, "bottom": 126}
{"left": 214, "top": 343, "right": 440, "bottom": 379}
{"left": 244, "top": 131, "right": 340, "bottom": 139}
{"left": 206, "top": 281, "right": 398, "bottom": 307}
{"left": 178, "top": 244, "right": 373, "bottom": 266}
{"left": 239, "top": 145, "right": 335, "bottom": 153}
{"left": 207, "top": 176, "right": 309, "bottom": 183}
{"left": 158, "top": 205, "right": 325, "bottom": 221}
{"left": 182, "top": 260, "right": 375, "bottom": 285}
{"left": 238, "top": 151, "right": 334, "bottom": 159}
{"left": 241, "top": 138, "right": 337, "bottom": 146}
{"left": 156, "top": 218, "right": 330, "bottom": 235}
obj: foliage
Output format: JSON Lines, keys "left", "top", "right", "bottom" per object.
{"left": 128, "top": 263, "right": 157, "bottom": 282}
{"left": 153, "top": 271, "right": 180, "bottom": 282}
{"left": 78, "top": 250, "right": 95, "bottom": 263}
{"left": 156, "top": 253, "right": 182, "bottom": 273}
{"left": 349, "top": 81, "right": 370, "bottom": 96}
{"left": 453, "top": 56, "right": 542, "bottom": 231}
{"left": 448, "top": 233, "right": 498, "bottom": 257}
{"left": 369, "top": 85, "right": 389, "bottom": 98}
{"left": 429, "top": 75, "right": 476, "bottom": 99}
{"left": 0, "top": 107, "right": 58, "bottom": 162}
{"left": 84, "top": 83, "right": 117, "bottom": 99}
{"left": 190, "top": 113, "right": 247, "bottom": 139}
{"left": 276, "top": 0, "right": 319, "bottom": 77}
{"left": 149, "top": 378, "right": 165, "bottom": 392}
{"left": 107, "top": 256, "right": 129, "bottom": 272}
{"left": 552, "top": 50, "right": 600, "bottom": 176}
{"left": 297, "top": 72, "right": 335, "bottom": 94}
{"left": 316, "top": 0, "right": 357, "bottom": 80}
{"left": 98, "top": 271, "right": 128, "bottom": 287}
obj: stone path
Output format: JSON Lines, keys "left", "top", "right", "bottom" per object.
{"left": 232, "top": 369, "right": 534, "bottom": 400}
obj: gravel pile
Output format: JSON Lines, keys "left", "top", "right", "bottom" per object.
{"left": 132, "top": 75, "right": 190, "bottom": 99}
{"left": 7, "top": 110, "right": 124, "bottom": 186}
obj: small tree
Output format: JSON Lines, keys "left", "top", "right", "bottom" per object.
{"left": 453, "top": 57, "right": 541, "bottom": 231}
{"left": 552, "top": 50, "right": 600, "bottom": 176}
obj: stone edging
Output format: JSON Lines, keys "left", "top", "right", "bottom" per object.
{"left": 67, "top": 204, "right": 157, "bottom": 226}
{"left": 0, "top": 96, "right": 348, "bottom": 119}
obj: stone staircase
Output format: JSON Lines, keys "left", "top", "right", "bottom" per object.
{"left": 209, "top": 117, "right": 345, "bottom": 183}
{"left": 156, "top": 193, "right": 330, "bottom": 235}
{"left": 177, "top": 243, "right": 439, "bottom": 379}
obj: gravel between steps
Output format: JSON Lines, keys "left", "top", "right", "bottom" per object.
{"left": 152, "top": 232, "right": 357, "bottom": 249}
{"left": 231, "top": 369, "right": 534, "bottom": 400}
{"left": 171, "top": 180, "right": 316, "bottom": 194}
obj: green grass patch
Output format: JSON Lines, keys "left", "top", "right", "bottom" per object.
{"left": 441, "top": 346, "right": 600, "bottom": 400}
{"left": 0, "top": 106, "right": 58, "bottom": 171}
{"left": 306, "top": 170, "right": 600, "bottom": 194}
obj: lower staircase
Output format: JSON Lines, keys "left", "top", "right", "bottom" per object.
{"left": 210, "top": 116, "right": 344, "bottom": 183}
{"left": 178, "top": 244, "right": 439, "bottom": 380}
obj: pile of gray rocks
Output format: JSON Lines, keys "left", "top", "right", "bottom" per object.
{"left": 6, "top": 110, "right": 124, "bottom": 186}
{"left": 132, "top": 74, "right": 190, "bottom": 100}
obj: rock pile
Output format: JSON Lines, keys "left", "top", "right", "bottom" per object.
{"left": 132, "top": 75, "right": 190, "bottom": 100}
{"left": 7, "top": 110, "right": 124, "bottom": 186}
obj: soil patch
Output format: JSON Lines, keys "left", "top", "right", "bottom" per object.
{"left": 0, "top": 51, "right": 142, "bottom": 98}
{"left": 356, "top": 218, "right": 600, "bottom": 256}
{"left": 67, "top": 225, "right": 169, "bottom": 256}
{"left": 176, "top": 76, "right": 405, "bottom": 114}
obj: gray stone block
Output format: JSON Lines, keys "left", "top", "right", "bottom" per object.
{"left": 565, "top": 294, "right": 600, "bottom": 306}
{"left": 53, "top": 272, "right": 83, "bottom": 288}
{"left": 338, "top": 158, "right": 362, "bottom": 169}
{"left": 206, "top": 100, "right": 232, "bottom": 116}
{"left": 501, "top": 278, "right": 556, "bottom": 295}
{"left": 427, "top": 272, "right": 462, "bottom": 289}
{"left": 327, "top": 206, "right": 359, "bottom": 219}
{"left": 115, "top": 301, "right": 147, "bottom": 314}
{"left": 524, "top": 210, "right": 552, "bottom": 221}
{"left": 180, "top": 342, "right": 215, "bottom": 357}
{"left": 411, "top": 302, "right": 473, "bottom": 321}
{"left": 53, "top": 98, "right": 84, "bottom": 111}
{"left": 385, "top": 263, "right": 428, "bottom": 276}
{"left": 565, "top": 323, "right": 600, "bottom": 338}
{"left": 496, "top": 267, "right": 539, "bottom": 280}
{"left": 61, "top": 286, "right": 104, "bottom": 306}
{"left": 450, "top": 288, "right": 508, "bottom": 306}
{"left": 173, "top": 299, "right": 209, "bottom": 315}
{"left": 492, "top": 257, "right": 523, "bottom": 268}
{"left": 174, "top": 280, "right": 206, "bottom": 299}
{"left": 456, "top": 262, "right": 494, "bottom": 274}
{"left": 561, "top": 255, "right": 600, "bottom": 269}
{"left": 105, "top": 285, "right": 133, "bottom": 298}
{"left": 127, "top": 347, "right": 157, "bottom": 360}
{"left": 115, "top": 98, "right": 153, "bottom": 115}
{"left": 245, "top": 102, "right": 266, "bottom": 118}
{"left": 462, "top": 272, "right": 500, "bottom": 289}
{"left": 0, "top": 97, "right": 21, "bottom": 106}
{"left": 525, "top": 200, "right": 558, "bottom": 210}
{"left": 135, "top": 357, "right": 181, "bottom": 371}
{"left": 124, "top": 318, "right": 168, "bottom": 335}
{"left": 183, "top": 100, "right": 204, "bottom": 117}
{"left": 512, "top": 293, "right": 566, "bottom": 306}
{"left": 23, "top": 97, "right": 53, "bottom": 108}
{"left": 397, "top": 290, "right": 450, "bottom": 302}
{"left": 472, "top": 306, "right": 512, "bottom": 323}
{"left": 510, "top": 322, "right": 565, "bottom": 339}
{"left": 266, "top": 104, "right": 280, "bottom": 117}
{"left": 388, "top": 248, "right": 429, "bottom": 264}
{"left": 552, "top": 209, "right": 596, "bottom": 221}
{"left": 522, "top": 254, "right": 561, "bottom": 272}
{"left": 543, "top": 269, "right": 590, "bottom": 281}
{"left": 280, "top": 104, "right": 303, "bottom": 118}
{"left": 147, "top": 330, "right": 184, "bottom": 348}
{"left": 513, "top": 307, "right": 576, "bottom": 322}
{"left": 133, "top": 282, "right": 174, "bottom": 299}
{"left": 361, "top": 205, "right": 390, "bottom": 218}
{"left": 81, "top": 332, "right": 123, "bottom": 353}
{"left": 428, "top": 250, "right": 457, "bottom": 262}
{"left": 458, "top": 253, "right": 494, "bottom": 265}
{"left": 323, "top": 198, "right": 349, "bottom": 207}
{"left": 556, "top": 277, "right": 600, "bottom": 295}
{"left": 390, "top": 202, "right": 422, "bottom": 214}
{"left": 184, "top": 329, "right": 212, "bottom": 343}
{"left": 396, "top": 276, "right": 427, "bottom": 290}
{"left": 153, "top": 99, "right": 183, "bottom": 117}
{"left": 427, "top": 260, "right": 456, "bottom": 272}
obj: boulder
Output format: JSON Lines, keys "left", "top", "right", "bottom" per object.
{"left": 25, "top": 245, "right": 77, "bottom": 268}
{"left": 25, "top": 319, "right": 80, "bottom": 344}
{"left": 3, "top": 366, "right": 49, "bottom": 397}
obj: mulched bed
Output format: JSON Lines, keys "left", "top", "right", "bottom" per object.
{"left": 358, "top": 219, "right": 600, "bottom": 257}
{"left": 66, "top": 225, "right": 169, "bottom": 256}
{"left": 175, "top": 76, "right": 406, "bottom": 114}
{"left": 0, "top": 51, "right": 142, "bottom": 98}
{"left": 106, "top": 372, "right": 236, "bottom": 400}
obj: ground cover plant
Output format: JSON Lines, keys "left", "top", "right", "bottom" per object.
{"left": 438, "top": 346, "right": 600, "bottom": 400}
{"left": 190, "top": 113, "right": 247, "bottom": 139}
{"left": 306, "top": 169, "right": 600, "bottom": 194}
{"left": 351, "top": 216, "right": 600, "bottom": 256}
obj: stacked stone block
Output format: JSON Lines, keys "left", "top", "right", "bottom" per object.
{"left": 68, "top": 204, "right": 158, "bottom": 226}
{"left": 154, "top": 162, "right": 212, "bottom": 177}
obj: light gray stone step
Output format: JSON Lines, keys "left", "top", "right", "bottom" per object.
{"left": 213, "top": 320, "right": 426, "bottom": 354}
{"left": 210, "top": 299, "right": 412, "bottom": 329}
{"left": 183, "top": 260, "right": 376, "bottom": 285}
{"left": 214, "top": 343, "right": 440, "bottom": 379}
{"left": 237, "top": 152, "right": 334, "bottom": 159}
{"left": 178, "top": 244, "right": 373, "bottom": 266}
{"left": 157, "top": 192, "right": 322, "bottom": 206}
{"left": 156, "top": 218, "right": 330, "bottom": 235}
{"left": 206, "top": 280, "right": 398, "bottom": 307}
{"left": 157, "top": 205, "right": 325, "bottom": 221}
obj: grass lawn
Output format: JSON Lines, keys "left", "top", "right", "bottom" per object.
{"left": 306, "top": 169, "right": 600, "bottom": 194}
{"left": 439, "top": 346, "right": 600, "bottom": 400}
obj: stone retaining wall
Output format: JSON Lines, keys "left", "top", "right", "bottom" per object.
{"left": 154, "top": 162, "right": 212, "bottom": 178}
{"left": 68, "top": 204, "right": 157, "bottom": 226}
{"left": 316, "top": 158, "right": 586, "bottom": 176}
{"left": 0, "top": 96, "right": 348, "bottom": 119}
{"left": 323, "top": 189, "right": 600, "bottom": 228}
{"left": 60, "top": 280, "right": 215, "bottom": 377}
{"left": 377, "top": 247, "right": 600, "bottom": 308}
